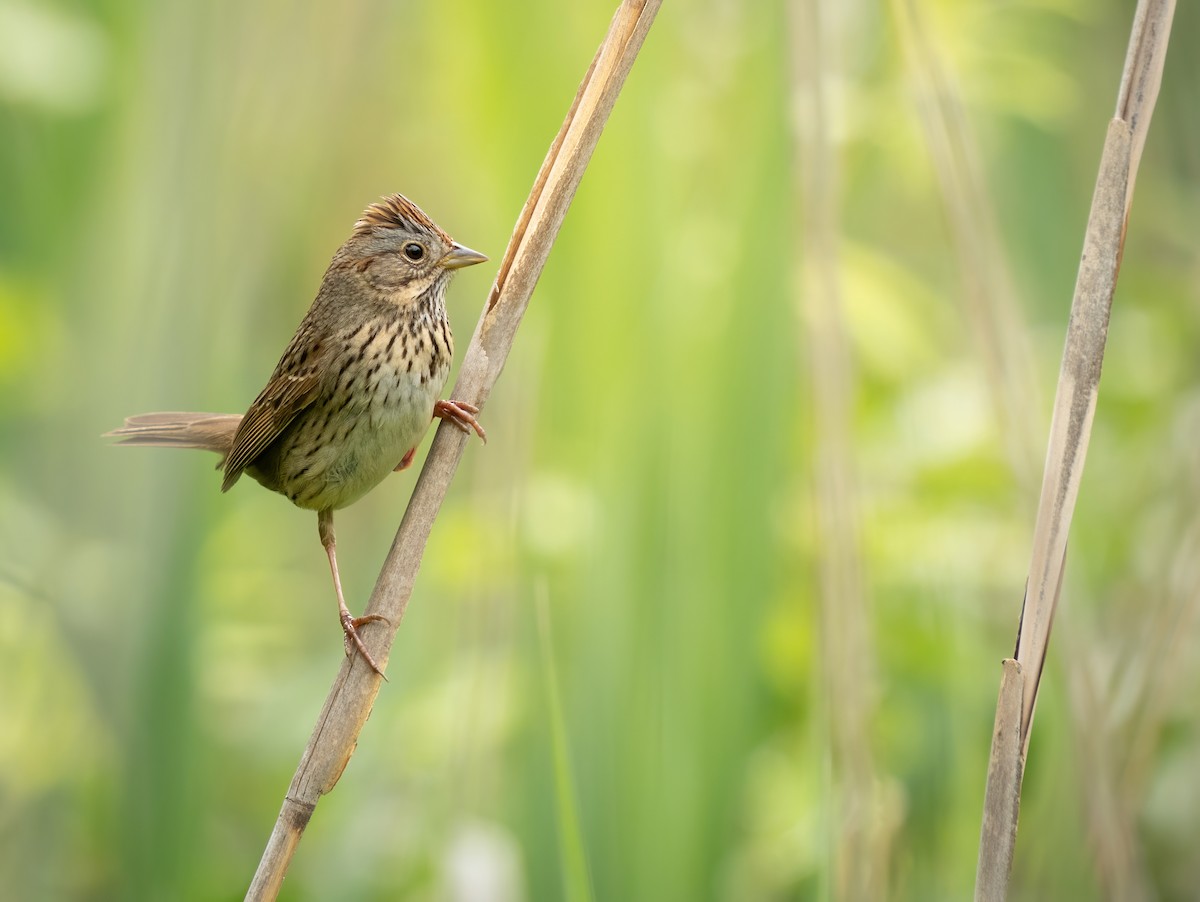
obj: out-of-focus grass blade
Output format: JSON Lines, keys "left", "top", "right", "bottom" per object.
{"left": 536, "top": 585, "right": 595, "bottom": 902}
{"left": 890, "top": 0, "right": 1042, "bottom": 487}
{"left": 789, "top": 0, "right": 889, "bottom": 895}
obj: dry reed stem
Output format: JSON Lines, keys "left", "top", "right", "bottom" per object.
{"left": 1012, "top": 0, "right": 1174, "bottom": 750}
{"left": 244, "top": 2, "right": 662, "bottom": 897}
{"left": 892, "top": 3, "right": 1171, "bottom": 887}
{"left": 894, "top": 3, "right": 1143, "bottom": 885}
{"left": 974, "top": 2, "right": 1175, "bottom": 898}
{"left": 975, "top": 659, "right": 1024, "bottom": 902}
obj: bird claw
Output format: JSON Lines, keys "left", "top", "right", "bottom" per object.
{"left": 434, "top": 399, "right": 487, "bottom": 443}
{"left": 340, "top": 610, "right": 390, "bottom": 677}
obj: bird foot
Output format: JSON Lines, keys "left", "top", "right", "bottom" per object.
{"left": 340, "top": 610, "right": 390, "bottom": 677}
{"left": 394, "top": 446, "right": 417, "bottom": 471}
{"left": 434, "top": 399, "right": 487, "bottom": 443}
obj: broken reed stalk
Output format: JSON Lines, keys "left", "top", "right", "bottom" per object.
{"left": 245, "top": 2, "right": 662, "bottom": 898}
{"left": 974, "top": 2, "right": 1175, "bottom": 900}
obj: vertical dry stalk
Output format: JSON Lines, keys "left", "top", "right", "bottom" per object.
{"left": 245, "top": 2, "right": 662, "bottom": 898}
{"left": 789, "top": 0, "right": 888, "bottom": 896}
{"left": 976, "top": 659, "right": 1024, "bottom": 898}
{"left": 894, "top": 2, "right": 1174, "bottom": 888}
{"left": 974, "top": 2, "right": 1175, "bottom": 899}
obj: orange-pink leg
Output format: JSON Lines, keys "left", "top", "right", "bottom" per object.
{"left": 394, "top": 446, "right": 417, "bottom": 472}
{"left": 434, "top": 399, "right": 487, "bottom": 443}
{"left": 317, "top": 509, "right": 388, "bottom": 677}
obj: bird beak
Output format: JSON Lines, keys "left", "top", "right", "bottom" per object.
{"left": 441, "top": 243, "right": 489, "bottom": 270}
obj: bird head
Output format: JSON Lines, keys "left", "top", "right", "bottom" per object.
{"left": 337, "top": 193, "right": 487, "bottom": 299}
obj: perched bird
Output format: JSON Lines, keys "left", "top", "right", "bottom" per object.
{"left": 107, "top": 194, "right": 488, "bottom": 675}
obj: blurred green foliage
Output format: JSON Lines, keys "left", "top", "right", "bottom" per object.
{"left": 2, "top": 0, "right": 1199, "bottom": 899}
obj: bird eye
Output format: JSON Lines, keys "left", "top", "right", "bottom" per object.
{"left": 403, "top": 242, "right": 425, "bottom": 262}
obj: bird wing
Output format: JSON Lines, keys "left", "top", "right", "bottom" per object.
{"left": 221, "top": 330, "right": 328, "bottom": 492}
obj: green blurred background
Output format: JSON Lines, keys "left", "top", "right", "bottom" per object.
{"left": 3, "top": 0, "right": 1199, "bottom": 899}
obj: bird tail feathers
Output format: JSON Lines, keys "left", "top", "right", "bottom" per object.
{"left": 104, "top": 412, "right": 242, "bottom": 462}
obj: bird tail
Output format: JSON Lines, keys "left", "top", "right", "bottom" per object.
{"left": 104, "top": 412, "right": 242, "bottom": 460}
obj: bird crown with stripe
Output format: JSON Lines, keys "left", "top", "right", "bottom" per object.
{"left": 353, "top": 194, "right": 452, "bottom": 244}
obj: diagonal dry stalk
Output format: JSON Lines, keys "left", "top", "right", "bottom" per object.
{"left": 244, "top": 2, "right": 662, "bottom": 898}
{"left": 974, "top": 2, "right": 1175, "bottom": 899}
